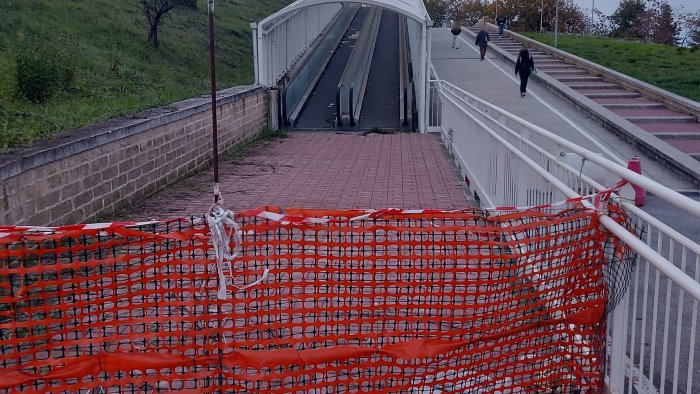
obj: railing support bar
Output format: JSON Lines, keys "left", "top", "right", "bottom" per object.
{"left": 609, "top": 287, "right": 630, "bottom": 394}
{"left": 599, "top": 216, "right": 700, "bottom": 302}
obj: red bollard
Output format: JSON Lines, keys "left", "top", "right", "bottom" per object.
{"left": 627, "top": 156, "right": 645, "bottom": 207}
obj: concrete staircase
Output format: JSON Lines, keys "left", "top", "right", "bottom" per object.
{"left": 472, "top": 27, "right": 700, "bottom": 163}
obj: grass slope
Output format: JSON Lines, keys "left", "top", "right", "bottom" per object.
{"left": 522, "top": 33, "right": 700, "bottom": 102}
{"left": 0, "top": 0, "right": 292, "bottom": 149}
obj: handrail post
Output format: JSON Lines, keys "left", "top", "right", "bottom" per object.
{"left": 609, "top": 287, "right": 630, "bottom": 394}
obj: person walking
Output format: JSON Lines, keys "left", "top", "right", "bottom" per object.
{"left": 475, "top": 29, "right": 490, "bottom": 61}
{"left": 450, "top": 20, "right": 462, "bottom": 49}
{"left": 515, "top": 48, "right": 535, "bottom": 97}
{"left": 496, "top": 16, "right": 506, "bottom": 37}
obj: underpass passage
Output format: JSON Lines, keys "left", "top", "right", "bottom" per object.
{"left": 293, "top": 7, "right": 369, "bottom": 130}
{"left": 357, "top": 10, "right": 401, "bottom": 130}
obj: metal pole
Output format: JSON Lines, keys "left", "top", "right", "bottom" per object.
{"left": 208, "top": 0, "right": 220, "bottom": 203}
{"left": 591, "top": 0, "right": 595, "bottom": 35}
{"left": 250, "top": 22, "right": 259, "bottom": 85}
{"left": 554, "top": 0, "right": 560, "bottom": 47}
{"left": 495, "top": 0, "right": 498, "bottom": 21}
{"left": 540, "top": 0, "right": 544, "bottom": 33}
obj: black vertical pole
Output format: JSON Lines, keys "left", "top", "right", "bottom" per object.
{"left": 208, "top": 0, "right": 219, "bottom": 203}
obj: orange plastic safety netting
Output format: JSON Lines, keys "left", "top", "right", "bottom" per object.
{"left": 0, "top": 206, "right": 636, "bottom": 393}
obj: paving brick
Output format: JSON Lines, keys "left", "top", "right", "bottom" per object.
{"left": 121, "top": 133, "right": 471, "bottom": 221}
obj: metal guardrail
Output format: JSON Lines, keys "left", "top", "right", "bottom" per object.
{"left": 429, "top": 78, "right": 700, "bottom": 394}
{"left": 336, "top": 7, "right": 382, "bottom": 127}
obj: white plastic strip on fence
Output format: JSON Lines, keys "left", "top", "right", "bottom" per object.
{"left": 429, "top": 78, "right": 700, "bottom": 394}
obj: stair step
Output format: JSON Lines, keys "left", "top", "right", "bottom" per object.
{"left": 612, "top": 108, "right": 693, "bottom": 118}
{"left": 535, "top": 64, "right": 577, "bottom": 70}
{"left": 627, "top": 116, "right": 697, "bottom": 123}
{"left": 592, "top": 97, "right": 660, "bottom": 106}
{"left": 544, "top": 70, "right": 588, "bottom": 75}
{"left": 635, "top": 122, "right": 700, "bottom": 133}
{"left": 658, "top": 138, "right": 700, "bottom": 155}
{"left": 602, "top": 103, "right": 666, "bottom": 109}
{"left": 556, "top": 76, "right": 605, "bottom": 82}
{"left": 584, "top": 92, "right": 642, "bottom": 98}
{"left": 533, "top": 59, "right": 564, "bottom": 64}
{"left": 655, "top": 132, "right": 700, "bottom": 140}
{"left": 570, "top": 83, "right": 622, "bottom": 89}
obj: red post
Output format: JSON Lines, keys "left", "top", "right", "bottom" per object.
{"left": 627, "top": 156, "right": 645, "bottom": 207}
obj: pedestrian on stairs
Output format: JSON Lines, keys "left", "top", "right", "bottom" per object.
{"left": 450, "top": 20, "right": 462, "bottom": 49}
{"left": 475, "top": 29, "right": 490, "bottom": 60}
{"left": 496, "top": 16, "right": 506, "bottom": 37}
{"left": 515, "top": 48, "right": 535, "bottom": 97}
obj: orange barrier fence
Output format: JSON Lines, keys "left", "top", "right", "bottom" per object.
{"left": 0, "top": 207, "right": 636, "bottom": 393}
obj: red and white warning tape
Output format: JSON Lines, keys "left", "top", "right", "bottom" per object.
{"left": 0, "top": 220, "right": 164, "bottom": 240}
{"left": 0, "top": 180, "right": 629, "bottom": 239}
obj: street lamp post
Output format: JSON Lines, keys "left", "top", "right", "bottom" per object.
{"left": 554, "top": 0, "right": 560, "bottom": 47}
{"left": 540, "top": 0, "right": 544, "bottom": 34}
{"left": 495, "top": 0, "right": 498, "bottom": 22}
{"left": 591, "top": 0, "right": 595, "bottom": 35}
{"left": 207, "top": 0, "right": 220, "bottom": 202}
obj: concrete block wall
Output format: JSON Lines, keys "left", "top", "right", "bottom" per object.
{"left": 0, "top": 85, "right": 268, "bottom": 226}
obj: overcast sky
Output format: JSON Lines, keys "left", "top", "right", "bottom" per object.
{"left": 572, "top": 0, "right": 699, "bottom": 16}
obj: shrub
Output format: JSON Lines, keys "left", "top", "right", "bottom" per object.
{"left": 173, "top": 0, "right": 197, "bottom": 9}
{"left": 0, "top": 57, "right": 15, "bottom": 104}
{"left": 15, "top": 42, "right": 75, "bottom": 103}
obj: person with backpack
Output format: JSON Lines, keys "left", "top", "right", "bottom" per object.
{"left": 475, "top": 29, "right": 490, "bottom": 61}
{"left": 515, "top": 48, "right": 536, "bottom": 97}
{"left": 450, "top": 20, "right": 462, "bottom": 49}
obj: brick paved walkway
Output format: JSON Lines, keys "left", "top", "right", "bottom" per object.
{"left": 123, "top": 132, "right": 470, "bottom": 220}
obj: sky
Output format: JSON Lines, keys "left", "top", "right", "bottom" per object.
{"left": 572, "top": 0, "right": 700, "bottom": 16}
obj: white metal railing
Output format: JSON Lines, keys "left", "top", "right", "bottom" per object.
{"left": 429, "top": 78, "right": 700, "bottom": 394}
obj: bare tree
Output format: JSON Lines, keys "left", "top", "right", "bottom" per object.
{"left": 425, "top": 0, "right": 450, "bottom": 27}
{"left": 141, "top": 0, "right": 175, "bottom": 48}
{"left": 453, "top": 0, "right": 488, "bottom": 27}
{"left": 677, "top": 10, "right": 700, "bottom": 47}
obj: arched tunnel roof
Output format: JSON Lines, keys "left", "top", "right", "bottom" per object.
{"left": 259, "top": 0, "right": 431, "bottom": 32}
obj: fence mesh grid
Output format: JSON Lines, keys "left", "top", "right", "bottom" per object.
{"left": 0, "top": 207, "right": 636, "bottom": 393}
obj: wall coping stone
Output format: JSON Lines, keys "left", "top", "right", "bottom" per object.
{"left": 0, "top": 85, "right": 263, "bottom": 183}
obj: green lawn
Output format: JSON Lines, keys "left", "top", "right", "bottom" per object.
{"left": 0, "top": 0, "right": 292, "bottom": 149}
{"left": 521, "top": 33, "right": 700, "bottom": 102}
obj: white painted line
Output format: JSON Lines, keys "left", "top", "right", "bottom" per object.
{"left": 458, "top": 35, "right": 627, "bottom": 166}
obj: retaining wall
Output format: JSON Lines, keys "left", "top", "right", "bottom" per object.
{"left": 0, "top": 85, "right": 268, "bottom": 226}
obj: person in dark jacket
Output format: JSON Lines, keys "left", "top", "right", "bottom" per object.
{"left": 450, "top": 20, "right": 462, "bottom": 49}
{"left": 515, "top": 48, "right": 535, "bottom": 97}
{"left": 475, "top": 30, "right": 490, "bottom": 61}
{"left": 496, "top": 16, "right": 506, "bottom": 36}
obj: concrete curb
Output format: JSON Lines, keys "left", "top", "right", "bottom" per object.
{"left": 0, "top": 85, "right": 263, "bottom": 183}
{"left": 463, "top": 25, "right": 700, "bottom": 186}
